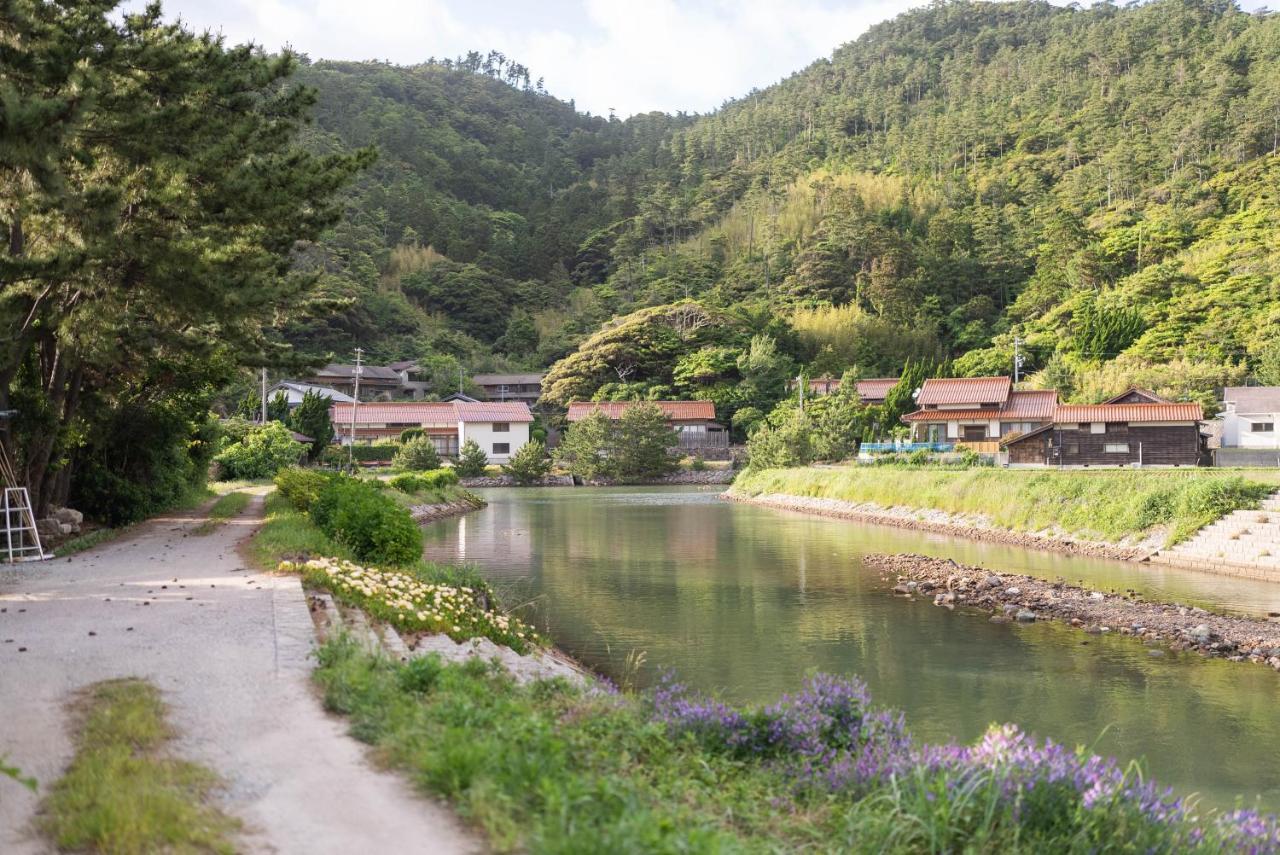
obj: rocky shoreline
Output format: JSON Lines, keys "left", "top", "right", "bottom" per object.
{"left": 867, "top": 552, "right": 1280, "bottom": 671}
{"left": 724, "top": 491, "right": 1152, "bottom": 560}
{"left": 408, "top": 495, "right": 487, "bottom": 524}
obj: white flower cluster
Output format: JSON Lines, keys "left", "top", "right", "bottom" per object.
{"left": 279, "top": 556, "right": 534, "bottom": 649}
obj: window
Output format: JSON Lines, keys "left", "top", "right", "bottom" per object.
{"left": 1105, "top": 443, "right": 1130, "bottom": 454}
{"left": 492, "top": 442, "right": 510, "bottom": 455}
{"left": 1065, "top": 443, "right": 1079, "bottom": 456}
{"left": 1252, "top": 422, "right": 1275, "bottom": 433}
{"left": 962, "top": 425, "right": 987, "bottom": 441}
{"left": 492, "top": 422, "right": 509, "bottom": 433}
{"left": 1090, "top": 422, "right": 1106, "bottom": 434}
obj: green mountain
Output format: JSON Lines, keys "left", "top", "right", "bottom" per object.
{"left": 293, "top": 0, "right": 1280, "bottom": 410}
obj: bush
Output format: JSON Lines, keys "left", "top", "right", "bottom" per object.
{"left": 310, "top": 476, "right": 423, "bottom": 565}
{"left": 392, "top": 436, "right": 442, "bottom": 471}
{"left": 274, "top": 466, "right": 332, "bottom": 512}
{"left": 691, "top": 457, "right": 707, "bottom": 471}
{"left": 454, "top": 438, "right": 489, "bottom": 478}
{"left": 502, "top": 440, "right": 552, "bottom": 485}
{"left": 388, "top": 470, "right": 460, "bottom": 494}
{"left": 400, "top": 427, "right": 424, "bottom": 443}
{"left": 320, "top": 443, "right": 398, "bottom": 467}
{"left": 213, "top": 421, "right": 305, "bottom": 480}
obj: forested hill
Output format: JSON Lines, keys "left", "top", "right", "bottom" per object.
{"left": 294, "top": 0, "right": 1280, "bottom": 411}
{"left": 283, "top": 55, "right": 691, "bottom": 377}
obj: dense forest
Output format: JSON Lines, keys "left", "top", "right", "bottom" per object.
{"left": 289, "top": 0, "right": 1280, "bottom": 421}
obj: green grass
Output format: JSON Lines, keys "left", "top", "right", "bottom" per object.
{"left": 40, "top": 678, "right": 239, "bottom": 854}
{"left": 731, "top": 467, "right": 1280, "bottom": 546}
{"left": 313, "top": 638, "right": 1251, "bottom": 854}
{"left": 251, "top": 490, "right": 489, "bottom": 591}
{"left": 191, "top": 491, "right": 251, "bottom": 536}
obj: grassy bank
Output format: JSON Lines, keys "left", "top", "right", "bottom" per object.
{"left": 732, "top": 467, "right": 1280, "bottom": 546}
{"left": 314, "top": 637, "right": 1276, "bottom": 853}
{"left": 40, "top": 678, "right": 239, "bottom": 854}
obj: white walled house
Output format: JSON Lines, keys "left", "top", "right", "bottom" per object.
{"left": 329, "top": 400, "right": 534, "bottom": 463}
{"left": 1220, "top": 387, "right": 1280, "bottom": 450}
{"left": 454, "top": 402, "right": 532, "bottom": 463}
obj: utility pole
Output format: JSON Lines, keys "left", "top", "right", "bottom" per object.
{"left": 1013, "top": 336, "right": 1024, "bottom": 384}
{"left": 260, "top": 368, "right": 267, "bottom": 424}
{"left": 797, "top": 373, "right": 805, "bottom": 412}
{"left": 348, "top": 347, "right": 363, "bottom": 469}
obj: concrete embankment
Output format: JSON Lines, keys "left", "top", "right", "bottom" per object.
{"left": 868, "top": 552, "right": 1280, "bottom": 671}
{"left": 724, "top": 491, "right": 1150, "bottom": 560}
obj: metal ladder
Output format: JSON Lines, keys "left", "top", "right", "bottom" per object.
{"left": 2, "top": 486, "right": 46, "bottom": 563}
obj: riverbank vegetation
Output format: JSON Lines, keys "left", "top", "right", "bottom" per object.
{"left": 556, "top": 403, "right": 680, "bottom": 481}
{"left": 254, "top": 471, "right": 527, "bottom": 649}
{"left": 314, "top": 637, "right": 1278, "bottom": 853}
{"left": 732, "top": 468, "right": 1280, "bottom": 546}
{"left": 40, "top": 679, "right": 239, "bottom": 854}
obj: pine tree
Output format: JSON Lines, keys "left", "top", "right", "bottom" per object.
{"left": 288, "top": 390, "right": 334, "bottom": 460}
{"left": 454, "top": 438, "right": 489, "bottom": 477}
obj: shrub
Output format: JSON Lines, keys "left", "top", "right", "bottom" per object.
{"left": 274, "top": 466, "right": 332, "bottom": 512}
{"left": 691, "top": 457, "right": 707, "bottom": 472}
{"left": 388, "top": 470, "right": 460, "bottom": 494}
{"left": 310, "top": 476, "right": 423, "bottom": 565}
{"left": 502, "top": 440, "right": 551, "bottom": 485}
{"left": 454, "top": 438, "right": 489, "bottom": 478}
{"left": 400, "top": 427, "right": 424, "bottom": 443}
{"left": 321, "top": 443, "right": 399, "bottom": 466}
{"left": 392, "top": 436, "right": 442, "bottom": 471}
{"left": 213, "top": 421, "right": 304, "bottom": 480}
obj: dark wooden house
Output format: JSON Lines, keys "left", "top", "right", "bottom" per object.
{"left": 1002, "top": 397, "right": 1205, "bottom": 467}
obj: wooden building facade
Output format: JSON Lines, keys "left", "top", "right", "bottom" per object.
{"left": 1003, "top": 400, "right": 1205, "bottom": 467}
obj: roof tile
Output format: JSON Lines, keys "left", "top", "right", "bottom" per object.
{"left": 1054, "top": 402, "right": 1203, "bottom": 423}
{"left": 566, "top": 400, "right": 716, "bottom": 421}
{"left": 916, "top": 376, "right": 1011, "bottom": 406}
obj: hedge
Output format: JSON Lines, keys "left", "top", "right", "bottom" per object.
{"left": 387, "top": 470, "right": 460, "bottom": 493}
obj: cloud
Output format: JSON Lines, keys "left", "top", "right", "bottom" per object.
{"left": 122, "top": 0, "right": 919, "bottom": 115}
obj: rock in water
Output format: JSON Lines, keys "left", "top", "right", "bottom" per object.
{"left": 1015, "top": 609, "right": 1037, "bottom": 622}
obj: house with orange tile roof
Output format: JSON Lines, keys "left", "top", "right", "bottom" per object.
{"left": 566, "top": 400, "right": 728, "bottom": 450}
{"left": 1001, "top": 388, "right": 1205, "bottom": 467}
{"left": 900, "top": 376, "right": 1056, "bottom": 450}
{"left": 330, "top": 400, "right": 533, "bottom": 463}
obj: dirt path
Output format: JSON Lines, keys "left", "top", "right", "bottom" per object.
{"left": 0, "top": 495, "right": 481, "bottom": 854}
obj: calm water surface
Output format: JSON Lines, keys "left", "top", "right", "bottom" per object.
{"left": 422, "top": 486, "right": 1280, "bottom": 810}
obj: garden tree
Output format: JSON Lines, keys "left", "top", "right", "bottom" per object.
{"left": 744, "top": 409, "right": 816, "bottom": 470}
{"left": 501, "top": 440, "right": 551, "bottom": 485}
{"left": 881, "top": 357, "right": 946, "bottom": 427}
{"left": 213, "top": 422, "right": 306, "bottom": 481}
{"left": 267, "top": 393, "right": 291, "bottom": 424}
{"left": 0, "top": 1, "right": 369, "bottom": 516}
{"left": 454, "top": 438, "right": 489, "bottom": 477}
{"left": 288, "top": 390, "right": 334, "bottom": 461}
{"left": 392, "top": 436, "right": 442, "bottom": 471}
{"left": 612, "top": 403, "right": 678, "bottom": 480}
{"left": 555, "top": 410, "right": 613, "bottom": 480}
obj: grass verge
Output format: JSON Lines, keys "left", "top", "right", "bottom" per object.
{"left": 314, "top": 636, "right": 1275, "bottom": 853}
{"left": 192, "top": 491, "right": 251, "bottom": 536}
{"left": 732, "top": 467, "right": 1280, "bottom": 546}
{"left": 40, "top": 678, "right": 239, "bottom": 854}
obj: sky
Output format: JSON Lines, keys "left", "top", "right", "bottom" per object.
{"left": 120, "top": 0, "right": 943, "bottom": 116}
{"left": 125, "top": 0, "right": 1274, "bottom": 118}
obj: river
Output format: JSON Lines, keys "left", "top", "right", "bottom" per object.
{"left": 421, "top": 485, "right": 1280, "bottom": 810}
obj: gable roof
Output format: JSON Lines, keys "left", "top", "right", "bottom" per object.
{"left": 566, "top": 400, "right": 716, "bottom": 422}
{"left": 1053, "top": 402, "right": 1203, "bottom": 423}
{"left": 1002, "top": 390, "right": 1058, "bottom": 420}
{"left": 268, "top": 382, "right": 355, "bottom": 404}
{"left": 855, "top": 378, "right": 898, "bottom": 400}
{"left": 903, "top": 389, "right": 1057, "bottom": 423}
{"left": 312, "top": 363, "right": 402, "bottom": 382}
{"left": 329, "top": 400, "right": 533, "bottom": 425}
{"left": 1102, "top": 387, "right": 1168, "bottom": 405}
{"left": 1224, "top": 386, "right": 1280, "bottom": 413}
{"left": 916, "top": 376, "right": 1011, "bottom": 406}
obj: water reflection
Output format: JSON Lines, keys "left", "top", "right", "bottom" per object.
{"left": 422, "top": 486, "right": 1280, "bottom": 810}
